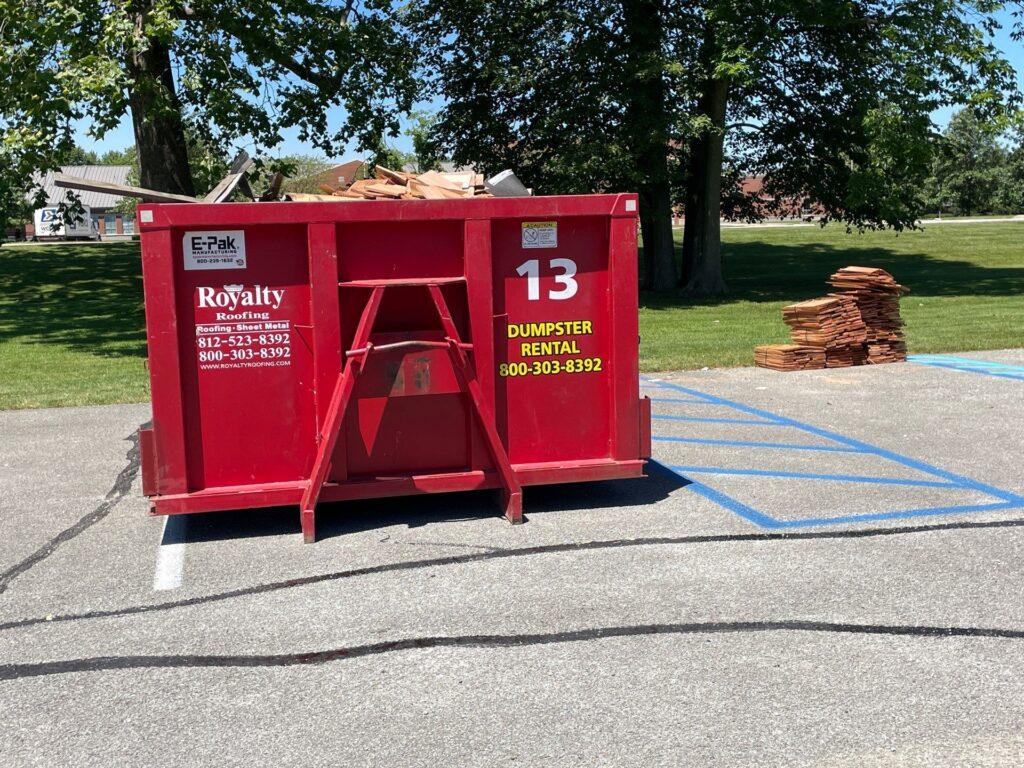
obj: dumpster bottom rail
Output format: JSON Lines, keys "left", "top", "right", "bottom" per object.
{"left": 146, "top": 458, "right": 647, "bottom": 518}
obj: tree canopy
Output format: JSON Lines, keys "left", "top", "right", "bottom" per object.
{"left": 0, "top": 0, "right": 416, "bottom": 201}
{"left": 924, "top": 108, "right": 1024, "bottom": 215}
{"left": 410, "top": 0, "right": 1022, "bottom": 292}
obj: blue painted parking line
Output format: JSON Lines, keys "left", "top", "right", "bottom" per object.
{"left": 652, "top": 414, "right": 777, "bottom": 426}
{"left": 653, "top": 467, "right": 779, "bottom": 528}
{"left": 650, "top": 396, "right": 728, "bottom": 405}
{"left": 654, "top": 435, "right": 861, "bottom": 453}
{"left": 645, "top": 379, "right": 1024, "bottom": 501}
{"left": 909, "top": 355, "right": 1024, "bottom": 370}
{"left": 909, "top": 355, "right": 1024, "bottom": 381}
{"left": 667, "top": 464, "right": 959, "bottom": 489}
{"left": 642, "top": 378, "right": 1024, "bottom": 528}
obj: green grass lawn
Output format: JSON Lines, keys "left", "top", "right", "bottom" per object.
{"left": 1, "top": 222, "right": 1022, "bottom": 409}
{"left": 641, "top": 222, "right": 1024, "bottom": 371}
{"left": 0, "top": 241, "right": 148, "bottom": 409}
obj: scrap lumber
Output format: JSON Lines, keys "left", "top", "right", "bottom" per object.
{"left": 416, "top": 170, "right": 471, "bottom": 191}
{"left": 203, "top": 151, "right": 254, "bottom": 203}
{"left": 52, "top": 173, "right": 199, "bottom": 204}
{"left": 56, "top": 161, "right": 503, "bottom": 207}
{"left": 259, "top": 172, "right": 284, "bottom": 202}
{"left": 362, "top": 181, "right": 406, "bottom": 198}
{"left": 782, "top": 295, "right": 866, "bottom": 350}
{"left": 408, "top": 178, "right": 447, "bottom": 200}
{"left": 374, "top": 165, "right": 410, "bottom": 184}
{"left": 284, "top": 192, "right": 361, "bottom": 202}
{"left": 287, "top": 166, "right": 493, "bottom": 202}
{"left": 237, "top": 175, "right": 257, "bottom": 202}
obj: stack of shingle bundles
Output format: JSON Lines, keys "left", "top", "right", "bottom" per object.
{"left": 754, "top": 344, "right": 826, "bottom": 371}
{"left": 827, "top": 266, "right": 909, "bottom": 364}
{"left": 781, "top": 295, "right": 868, "bottom": 368}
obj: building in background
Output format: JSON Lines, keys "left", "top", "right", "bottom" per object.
{"left": 27, "top": 166, "right": 136, "bottom": 240}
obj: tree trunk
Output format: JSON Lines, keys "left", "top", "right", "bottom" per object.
{"left": 622, "top": 0, "right": 676, "bottom": 291}
{"left": 638, "top": 178, "right": 677, "bottom": 292}
{"left": 679, "top": 132, "right": 704, "bottom": 288}
{"left": 680, "top": 75, "right": 729, "bottom": 296}
{"left": 127, "top": 31, "right": 195, "bottom": 196}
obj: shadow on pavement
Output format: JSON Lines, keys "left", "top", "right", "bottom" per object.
{"left": 165, "top": 468, "right": 689, "bottom": 544}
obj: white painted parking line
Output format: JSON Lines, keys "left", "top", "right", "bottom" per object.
{"left": 152, "top": 515, "right": 187, "bottom": 591}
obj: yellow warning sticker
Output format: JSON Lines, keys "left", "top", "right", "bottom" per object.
{"left": 521, "top": 221, "right": 558, "bottom": 249}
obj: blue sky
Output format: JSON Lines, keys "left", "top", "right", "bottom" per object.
{"left": 75, "top": 9, "right": 1024, "bottom": 163}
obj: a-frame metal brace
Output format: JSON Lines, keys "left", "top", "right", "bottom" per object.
{"left": 299, "top": 279, "right": 522, "bottom": 542}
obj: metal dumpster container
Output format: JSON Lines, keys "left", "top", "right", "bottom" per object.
{"left": 137, "top": 194, "right": 651, "bottom": 541}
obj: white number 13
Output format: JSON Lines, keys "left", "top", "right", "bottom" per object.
{"left": 515, "top": 258, "right": 578, "bottom": 301}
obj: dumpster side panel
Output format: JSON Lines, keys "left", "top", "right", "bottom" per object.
{"left": 175, "top": 224, "right": 317, "bottom": 489}
{"left": 141, "top": 227, "right": 189, "bottom": 495}
{"left": 492, "top": 216, "right": 612, "bottom": 464}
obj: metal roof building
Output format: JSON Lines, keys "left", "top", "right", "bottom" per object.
{"left": 33, "top": 165, "right": 132, "bottom": 209}
{"left": 23, "top": 165, "right": 137, "bottom": 240}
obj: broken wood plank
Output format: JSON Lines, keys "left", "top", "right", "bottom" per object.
{"left": 416, "top": 170, "right": 466, "bottom": 191}
{"left": 284, "top": 192, "right": 362, "bottom": 202}
{"left": 202, "top": 152, "right": 255, "bottom": 203}
{"left": 259, "top": 172, "right": 284, "bottom": 202}
{"left": 375, "top": 165, "right": 410, "bottom": 184}
{"left": 362, "top": 182, "right": 406, "bottom": 198}
{"left": 53, "top": 173, "right": 199, "bottom": 204}
{"left": 408, "top": 179, "right": 447, "bottom": 200}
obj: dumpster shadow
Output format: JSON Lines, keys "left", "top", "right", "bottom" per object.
{"left": 172, "top": 468, "right": 687, "bottom": 543}
{"left": 523, "top": 469, "right": 687, "bottom": 515}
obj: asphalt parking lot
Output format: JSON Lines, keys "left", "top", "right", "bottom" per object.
{"left": 2, "top": 349, "right": 1024, "bottom": 767}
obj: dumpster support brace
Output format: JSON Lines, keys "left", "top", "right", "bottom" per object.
{"left": 299, "top": 281, "right": 522, "bottom": 542}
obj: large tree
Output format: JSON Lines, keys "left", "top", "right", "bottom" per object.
{"left": 925, "top": 108, "right": 1012, "bottom": 214}
{"left": 0, "top": 0, "right": 416, "bottom": 200}
{"left": 680, "top": 0, "right": 1020, "bottom": 294}
{"left": 410, "top": 0, "right": 687, "bottom": 291}
{"left": 411, "top": 0, "right": 1020, "bottom": 294}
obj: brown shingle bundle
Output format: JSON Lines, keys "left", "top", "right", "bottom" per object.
{"left": 827, "top": 267, "right": 909, "bottom": 364}
{"left": 755, "top": 265, "right": 908, "bottom": 371}
{"left": 782, "top": 295, "right": 867, "bottom": 350}
{"left": 286, "top": 166, "right": 490, "bottom": 202}
{"left": 754, "top": 344, "right": 827, "bottom": 371}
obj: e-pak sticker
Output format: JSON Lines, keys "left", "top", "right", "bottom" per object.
{"left": 521, "top": 221, "right": 558, "bottom": 249}
{"left": 183, "top": 230, "right": 247, "bottom": 270}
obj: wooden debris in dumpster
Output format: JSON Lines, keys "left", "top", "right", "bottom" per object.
{"left": 284, "top": 166, "right": 494, "bottom": 202}
{"left": 52, "top": 156, "right": 514, "bottom": 206}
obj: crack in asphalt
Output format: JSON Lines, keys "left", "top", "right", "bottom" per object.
{"left": 2, "top": 619, "right": 1023, "bottom": 681}
{"left": 2, "top": 515, "right": 1024, "bottom": 634}
{"left": 0, "top": 428, "right": 142, "bottom": 596}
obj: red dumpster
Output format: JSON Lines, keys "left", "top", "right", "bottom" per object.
{"left": 137, "top": 194, "right": 652, "bottom": 541}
